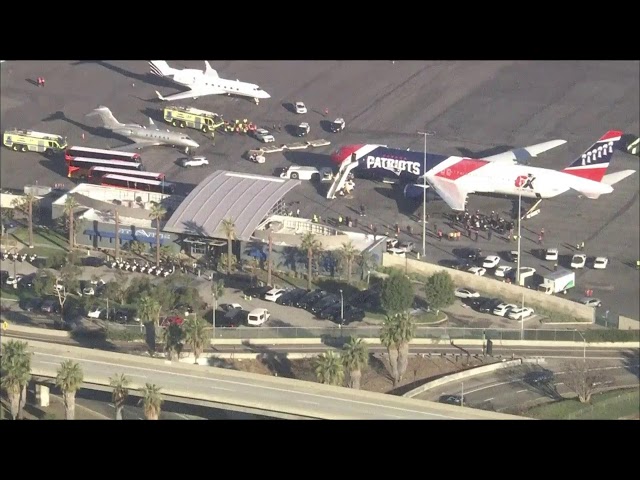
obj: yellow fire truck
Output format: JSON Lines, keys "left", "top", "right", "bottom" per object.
{"left": 163, "top": 106, "right": 225, "bottom": 133}
{"left": 3, "top": 129, "right": 68, "bottom": 154}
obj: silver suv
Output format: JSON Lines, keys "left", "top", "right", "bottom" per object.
{"left": 179, "top": 156, "right": 209, "bottom": 167}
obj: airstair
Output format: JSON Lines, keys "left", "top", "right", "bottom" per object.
{"left": 326, "top": 156, "right": 360, "bottom": 199}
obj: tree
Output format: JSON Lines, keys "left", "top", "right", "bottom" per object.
{"left": 562, "top": 360, "right": 605, "bottom": 404}
{"left": 128, "top": 240, "right": 147, "bottom": 256}
{"left": 341, "top": 337, "right": 369, "bottom": 389}
{"left": 55, "top": 360, "right": 84, "bottom": 420}
{"left": 63, "top": 196, "right": 80, "bottom": 250}
{"left": 139, "top": 383, "right": 163, "bottom": 420}
{"left": 219, "top": 253, "right": 237, "bottom": 272}
{"left": 149, "top": 203, "right": 167, "bottom": 268}
{"left": 210, "top": 279, "right": 225, "bottom": 335}
{"left": 340, "top": 241, "right": 359, "bottom": 285}
{"left": 221, "top": 217, "right": 236, "bottom": 275}
{"left": 300, "top": 232, "right": 321, "bottom": 290}
{"left": 314, "top": 351, "right": 345, "bottom": 386}
{"left": 380, "top": 315, "right": 400, "bottom": 386}
{"left": 33, "top": 269, "right": 55, "bottom": 298}
{"left": 184, "top": 316, "right": 210, "bottom": 364}
{"left": 138, "top": 296, "right": 161, "bottom": 326}
{"left": 163, "top": 322, "right": 185, "bottom": 361}
{"left": 55, "top": 262, "right": 82, "bottom": 322}
{"left": 394, "top": 312, "right": 416, "bottom": 383}
{"left": 358, "top": 249, "right": 375, "bottom": 282}
{"left": 380, "top": 271, "right": 414, "bottom": 314}
{"left": 0, "top": 340, "right": 31, "bottom": 420}
{"left": 109, "top": 373, "right": 130, "bottom": 420}
{"left": 423, "top": 270, "right": 455, "bottom": 312}
{"left": 11, "top": 193, "right": 38, "bottom": 248}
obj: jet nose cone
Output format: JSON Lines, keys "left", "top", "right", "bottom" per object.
{"left": 261, "top": 91, "right": 271, "bottom": 99}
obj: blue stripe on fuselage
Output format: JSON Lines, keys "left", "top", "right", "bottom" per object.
{"left": 357, "top": 147, "right": 449, "bottom": 181}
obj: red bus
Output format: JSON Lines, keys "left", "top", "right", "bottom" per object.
{"left": 65, "top": 145, "right": 141, "bottom": 163}
{"left": 88, "top": 166, "right": 165, "bottom": 183}
{"left": 100, "top": 174, "right": 174, "bottom": 194}
{"left": 67, "top": 157, "right": 143, "bottom": 179}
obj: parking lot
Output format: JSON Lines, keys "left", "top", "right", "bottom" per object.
{"left": 1, "top": 61, "right": 638, "bottom": 320}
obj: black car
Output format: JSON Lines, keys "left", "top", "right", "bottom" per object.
{"left": 318, "top": 304, "right": 342, "bottom": 319}
{"left": 243, "top": 286, "right": 271, "bottom": 299}
{"left": 20, "top": 273, "right": 35, "bottom": 288}
{"left": 310, "top": 294, "right": 340, "bottom": 314}
{"left": 525, "top": 370, "right": 554, "bottom": 385}
{"left": 81, "top": 256, "right": 105, "bottom": 267}
{"left": 295, "top": 290, "right": 326, "bottom": 309}
{"left": 276, "top": 288, "right": 307, "bottom": 306}
{"left": 21, "top": 297, "right": 42, "bottom": 312}
{"left": 216, "top": 307, "right": 244, "bottom": 327}
{"left": 454, "top": 248, "right": 482, "bottom": 260}
{"left": 466, "top": 296, "right": 489, "bottom": 310}
{"left": 114, "top": 309, "right": 138, "bottom": 324}
{"left": 350, "top": 289, "right": 380, "bottom": 310}
{"left": 479, "top": 297, "right": 503, "bottom": 314}
{"left": 334, "top": 305, "right": 365, "bottom": 325}
{"left": 439, "top": 394, "right": 463, "bottom": 406}
{"left": 441, "top": 258, "right": 475, "bottom": 270}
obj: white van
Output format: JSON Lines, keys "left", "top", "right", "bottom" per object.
{"left": 247, "top": 308, "right": 270, "bottom": 326}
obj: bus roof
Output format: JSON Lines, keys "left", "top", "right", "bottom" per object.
{"left": 70, "top": 157, "right": 142, "bottom": 168}
{"left": 67, "top": 145, "right": 140, "bottom": 157}
{"left": 102, "top": 174, "right": 167, "bottom": 186}
{"left": 89, "top": 166, "right": 164, "bottom": 178}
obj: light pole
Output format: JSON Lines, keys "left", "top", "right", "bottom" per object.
{"left": 575, "top": 329, "right": 587, "bottom": 362}
{"left": 211, "top": 286, "right": 217, "bottom": 346}
{"left": 516, "top": 191, "right": 522, "bottom": 286}
{"left": 339, "top": 289, "right": 344, "bottom": 324}
{"left": 417, "top": 131, "right": 429, "bottom": 257}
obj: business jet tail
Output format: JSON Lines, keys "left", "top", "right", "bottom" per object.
{"left": 562, "top": 130, "right": 624, "bottom": 182}
{"left": 204, "top": 61, "right": 218, "bottom": 77}
{"left": 149, "top": 61, "right": 177, "bottom": 78}
{"left": 86, "top": 106, "right": 124, "bottom": 130}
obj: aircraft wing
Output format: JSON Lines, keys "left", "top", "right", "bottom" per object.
{"left": 425, "top": 175, "right": 470, "bottom": 211}
{"left": 155, "top": 86, "right": 226, "bottom": 102}
{"left": 111, "top": 141, "right": 161, "bottom": 152}
{"left": 482, "top": 140, "right": 567, "bottom": 163}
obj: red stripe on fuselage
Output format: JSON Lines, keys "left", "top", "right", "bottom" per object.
{"left": 435, "top": 158, "right": 488, "bottom": 181}
{"left": 331, "top": 144, "right": 364, "bottom": 164}
{"left": 563, "top": 167, "right": 608, "bottom": 182}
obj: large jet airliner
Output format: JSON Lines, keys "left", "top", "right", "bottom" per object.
{"left": 149, "top": 61, "right": 271, "bottom": 104}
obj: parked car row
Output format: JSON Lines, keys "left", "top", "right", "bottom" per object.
{"left": 455, "top": 288, "right": 535, "bottom": 321}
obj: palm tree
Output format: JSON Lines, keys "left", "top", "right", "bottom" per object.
{"left": 340, "top": 241, "right": 359, "bottom": 284}
{"left": 0, "top": 340, "right": 32, "bottom": 420}
{"left": 114, "top": 209, "right": 120, "bottom": 261}
{"left": 55, "top": 360, "right": 84, "bottom": 420}
{"left": 109, "top": 373, "right": 130, "bottom": 420}
{"left": 63, "top": 196, "right": 80, "bottom": 250}
{"left": 380, "top": 315, "right": 400, "bottom": 386}
{"left": 162, "top": 323, "right": 185, "bottom": 361}
{"left": 300, "top": 232, "right": 321, "bottom": 290}
{"left": 137, "top": 296, "right": 161, "bottom": 327}
{"left": 210, "top": 279, "right": 225, "bottom": 339}
{"left": 221, "top": 217, "right": 236, "bottom": 275}
{"left": 341, "top": 336, "right": 369, "bottom": 390}
{"left": 149, "top": 203, "right": 167, "bottom": 268}
{"left": 139, "top": 383, "right": 163, "bottom": 420}
{"left": 314, "top": 351, "right": 345, "bottom": 386}
{"left": 358, "top": 249, "right": 374, "bottom": 282}
{"left": 11, "top": 193, "right": 38, "bottom": 249}
{"left": 394, "top": 312, "right": 416, "bottom": 383}
{"left": 184, "top": 316, "right": 209, "bottom": 364}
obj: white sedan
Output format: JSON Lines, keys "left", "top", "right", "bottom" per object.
{"left": 467, "top": 267, "right": 487, "bottom": 276}
{"left": 545, "top": 248, "right": 559, "bottom": 261}
{"left": 579, "top": 297, "right": 602, "bottom": 308}
{"left": 5, "top": 275, "right": 22, "bottom": 285}
{"left": 254, "top": 128, "right": 275, "bottom": 143}
{"left": 493, "top": 303, "right": 518, "bottom": 317}
{"left": 294, "top": 102, "right": 307, "bottom": 114}
{"left": 494, "top": 266, "right": 513, "bottom": 278}
{"left": 592, "top": 257, "right": 608, "bottom": 270}
{"left": 508, "top": 307, "right": 535, "bottom": 320}
{"left": 82, "top": 287, "right": 95, "bottom": 296}
{"left": 455, "top": 287, "right": 480, "bottom": 299}
{"left": 482, "top": 255, "right": 500, "bottom": 269}
{"left": 571, "top": 254, "right": 587, "bottom": 269}
{"left": 87, "top": 306, "right": 102, "bottom": 319}
{"left": 264, "top": 288, "right": 286, "bottom": 302}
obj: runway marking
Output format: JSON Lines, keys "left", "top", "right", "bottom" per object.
{"left": 35, "top": 351, "right": 461, "bottom": 419}
{"left": 516, "top": 389, "right": 528, "bottom": 393}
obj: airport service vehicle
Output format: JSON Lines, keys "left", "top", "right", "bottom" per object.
{"left": 100, "top": 174, "right": 175, "bottom": 194}
{"left": 254, "top": 128, "right": 275, "bottom": 143}
{"left": 579, "top": 297, "right": 602, "bottom": 308}
{"left": 162, "top": 106, "right": 224, "bottom": 133}
{"left": 247, "top": 308, "right": 270, "bottom": 326}
{"left": 264, "top": 288, "right": 286, "bottom": 302}
{"left": 3, "top": 129, "right": 67, "bottom": 154}
{"left": 294, "top": 123, "right": 310, "bottom": 137}
{"left": 330, "top": 118, "right": 345, "bottom": 133}
{"left": 179, "top": 156, "right": 209, "bottom": 167}
{"left": 150, "top": 61, "right": 270, "bottom": 103}
{"left": 88, "top": 166, "right": 164, "bottom": 183}
{"left": 279, "top": 165, "right": 332, "bottom": 181}
{"left": 545, "top": 248, "right": 559, "bottom": 261}
{"left": 508, "top": 307, "right": 534, "bottom": 320}
{"left": 467, "top": 267, "right": 486, "bottom": 276}
{"left": 294, "top": 102, "right": 307, "bottom": 114}
{"left": 455, "top": 288, "right": 479, "bottom": 299}
{"left": 537, "top": 268, "right": 575, "bottom": 295}
{"left": 571, "top": 254, "right": 587, "bottom": 269}
{"left": 330, "top": 131, "right": 634, "bottom": 217}
{"left": 592, "top": 257, "right": 608, "bottom": 269}
{"left": 493, "top": 303, "right": 517, "bottom": 317}
{"left": 482, "top": 255, "right": 500, "bottom": 269}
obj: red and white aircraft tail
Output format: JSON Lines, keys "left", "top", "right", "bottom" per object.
{"left": 562, "top": 130, "right": 624, "bottom": 182}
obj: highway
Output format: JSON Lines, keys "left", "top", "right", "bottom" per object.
{"left": 12, "top": 338, "right": 522, "bottom": 420}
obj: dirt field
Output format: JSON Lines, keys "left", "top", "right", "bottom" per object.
{"left": 230, "top": 354, "right": 494, "bottom": 395}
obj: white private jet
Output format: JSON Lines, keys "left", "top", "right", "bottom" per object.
{"left": 149, "top": 60, "right": 271, "bottom": 104}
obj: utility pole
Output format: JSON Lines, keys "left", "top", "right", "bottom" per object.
{"left": 114, "top": 209, "right": 120, "bottom": 262}
{"left": 417, "top": 131, "right": 430, "bottom": 257}
{"left": 267, "top": 230, "right": 273, "bottom": 286}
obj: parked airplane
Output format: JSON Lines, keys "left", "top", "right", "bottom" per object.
{"left": 149, "top": 61, "right": 271, "bottom": 104}
{"left": 330, "top": 131, "right": 635, "bottom": 215}
{"left": 86, "top": 106, "right": 199, "bottom": 154}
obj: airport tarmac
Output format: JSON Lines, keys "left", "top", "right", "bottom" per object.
{"left": 1, "top": 60, "right": 638, "bottom": 319}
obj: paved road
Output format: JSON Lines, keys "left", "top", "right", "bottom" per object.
{"left": 1, "top": 61, "right": 637, "bottom": 320}
{"left": 418, "top": 359, "right": 640, "bottom": 414}
{"left": 17, "top": 338, "right": 521, "bottom": 419}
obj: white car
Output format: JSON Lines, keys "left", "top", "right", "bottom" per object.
{"left": 87, "top": 306, "right": 102, "bottom": 319}
{"left": 264, "top": 288, "right": 286, "bottom": 302}
{"left": 508, "top": 307, "right": 535, "bottom": 320}
{"left": 179, "top": 156, "right": 209, "bottom": 167}
{"left": 247, "top": 308, "right": 271, "bottom": 326}
{"left": 571, "top": 254, "right": 587, "bottom": 269}
{"left": 294, "top": 102, "right": 307, "bottom": 114}
{"left": 494, "top": 266, "right": 513, "bottom": 278}
{"left": 592, "top": 257, "right": 608, "bottom": 270}
{"left": 5, "top": 275, "right": 22, "bottom": 285}
{"left": 90, "top": 279, "right": 106, "bottom": 286}
{"left": 220, "top": 303, "right": 242, "bottom": 312}
{"left": 545, "top": 248, "right": 559, "bottom": 261}
{"left": 82, "top": 287, "right": 95, "bottom": 296}
{"left": 482, "top": 255, "right": 500, "bottom": 269}
{"left": 579, "top": 297, "right": 602, "bottom": 308}
{"left": 455, "top": 287, "right": 480, "bottom": 299}
{"left": 254, "top": 128, "right": 275, "bottom": 143}
{"left": 467, "top": 267, "right": 487, "bottom": 276}
{"left": 508, "top": 251, "right": 519, "bottom": 262}
{"left": 493, "top": 303, "right": 518, "bottom": 317}
{"left": 386, "top": 248, "right": 406, "bottom": 257}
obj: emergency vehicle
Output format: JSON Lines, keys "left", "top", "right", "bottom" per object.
{"left": 3, "top": 129, "right": 67, "bottom": 154}
{"left": 163, "top": 106, "right": 224, "bottom": 133}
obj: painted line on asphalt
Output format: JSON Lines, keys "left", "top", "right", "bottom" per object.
{"left": 485, "top": 397, "right": 494, "bottom": 401}
{"left": 35, "top": 351, "right": 462, "bottom": 419}
{"left": 207, "top": 385, "right": 234, "bottom": 392}
{"left": 516, "top": 389, "right": 527, "bottom": 393}
{"left": 466, "top": 379, "right": 522, "bottom": 395}
{"left": 298, "top": 400, "right": 320, "bottom": 406}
